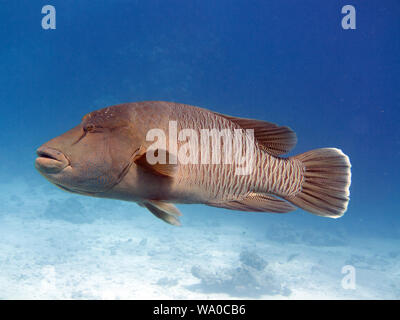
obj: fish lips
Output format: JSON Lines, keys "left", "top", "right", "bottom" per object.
{"left": 35, "top": 146, "right": 70, "bottom": 174}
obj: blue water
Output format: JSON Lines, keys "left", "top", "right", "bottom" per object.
{"left": 0, "top": 0, "right": 399, "bottom": 299}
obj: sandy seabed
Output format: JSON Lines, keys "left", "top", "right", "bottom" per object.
{"left": 0, "top": 178, "right": 399, "bottom": 300}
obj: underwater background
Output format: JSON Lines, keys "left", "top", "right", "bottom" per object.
{"left": 0, "top": 0, "right": 399, "bottom": 299}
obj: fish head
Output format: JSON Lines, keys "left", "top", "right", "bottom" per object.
{"left": 35, "top": 105, "right": 140, "bottom": 195}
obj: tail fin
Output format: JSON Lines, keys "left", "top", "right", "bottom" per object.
{"left": 284, "top": 148, "right": 351, "bottom": 218}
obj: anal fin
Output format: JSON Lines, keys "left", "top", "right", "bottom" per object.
{"left": 207, "top": 192, "right": 296, "bottom": 213}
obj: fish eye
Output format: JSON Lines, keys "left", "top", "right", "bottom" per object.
{"left": 85, "top": 124, "right": 95, "bottom": 132}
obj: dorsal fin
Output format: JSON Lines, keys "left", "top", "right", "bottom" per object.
{"left": 214, "top": 112, "right": 297, "bottom": 156}
{"left": 134, "top": 147, "right": 177, "bottom": 177}
{"left": 207, "top": 192, "right": 296, "bottom": 213}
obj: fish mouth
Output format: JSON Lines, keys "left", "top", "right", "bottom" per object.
{"left": 35, "top": 146, "right": 69, "bottom": 174}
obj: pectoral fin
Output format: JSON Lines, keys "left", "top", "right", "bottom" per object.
{"left": 143, "top": 200, "right": 182, "bottom": 226}
{"left": 134, "top": 146, "right": 177, "bottom": 177}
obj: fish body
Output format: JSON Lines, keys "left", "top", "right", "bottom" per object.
{"left": 35, "top": 101, "right": 351, "bottom": 226}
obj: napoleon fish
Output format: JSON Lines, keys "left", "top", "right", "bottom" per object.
{"left": 35, "top": 101, "right": 351, "bottom": 226}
